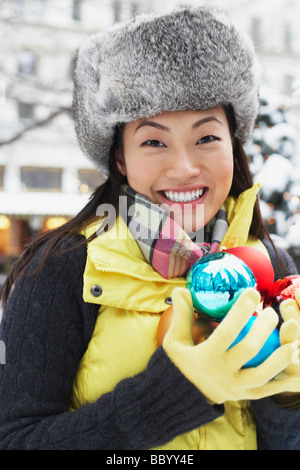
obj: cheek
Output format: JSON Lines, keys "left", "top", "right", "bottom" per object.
{"left": 126, "top": 159, "right": 148, "bottom": 179}
{"left": 217, "top": 153, "right": 234, "bottom": 187}
{"left": 125, "top": 159, "right": 158, "bottom": 194}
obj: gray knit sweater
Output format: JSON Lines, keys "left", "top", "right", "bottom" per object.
{"left": 0, "top": 236, "right": 299, "bottom": 450}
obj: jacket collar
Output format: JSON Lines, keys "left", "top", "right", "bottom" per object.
{"left": 221, "top": 183, "right": 261, "bottom": 249}
{"left": 81, "top": 183, "right": 261, "bottom": 311}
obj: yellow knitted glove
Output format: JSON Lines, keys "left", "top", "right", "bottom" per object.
{"left": 163, "top": 287, "right": 300, "bottom": 404}
{"left": 279, "top": 287, "right": 300, "bottom": 377}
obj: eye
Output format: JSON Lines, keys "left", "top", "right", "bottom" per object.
{"left": 197, "top": 135, "right": 221, "bottom": 144}
{"left": 141, "top": 139, "right": 166, "bottom": 148}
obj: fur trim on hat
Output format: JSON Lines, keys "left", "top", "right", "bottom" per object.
{"left": 73, "top": 6, "right": 260, "bottom": 176}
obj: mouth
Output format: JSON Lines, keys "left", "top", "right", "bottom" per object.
{"left": 160, "top": 187, "right": 207, "bottom": 203}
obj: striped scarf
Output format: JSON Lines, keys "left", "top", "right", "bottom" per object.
{"left": 121, "top": 185, "right": 228, "bottom": 279}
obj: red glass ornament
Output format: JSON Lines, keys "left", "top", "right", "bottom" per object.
{"left": 225, "top": 246, "right": 274, "bottom": 295}
{"left": 263, "top": 275, "right": 300, "bottom": 324}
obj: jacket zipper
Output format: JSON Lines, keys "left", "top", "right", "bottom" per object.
{"left": 94, "top": 265, "right": 186, "bottom": 285}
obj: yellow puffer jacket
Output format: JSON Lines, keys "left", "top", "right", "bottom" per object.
{"left": 71, "top": 184, "right": 268, "bottom": 450}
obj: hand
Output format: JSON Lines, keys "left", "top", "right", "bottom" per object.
{"left": 163, "top": 287, "right": 300, "bottom": 404}
{"left": 280, "top": 287, "right": 300, "bottom": 378}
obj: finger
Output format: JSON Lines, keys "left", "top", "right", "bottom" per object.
{"left": 280, "top": 299, "right": 300, "bottom": 324}
{"left": 280, "top": 320, "right": 300, "bottom": 375}
{"left": 209, "top": 288, "right": 261, "bottom": 350}
{"left": 280, "top": 319, "right": 300, "bottom": 345}
{"left": 246, "top": 376, "right": 300, "bottom": 399}
{"left": 238, "top": 341, "right": 299, "bottom": 388}
{"left": 295, "top": 287, "right": 300, "bottom": 307}
{"left": 164, "top": 288, "right": 194, "bottom": 346}
{"left": 226, "top": 307, "right": 279, "bottom": 370}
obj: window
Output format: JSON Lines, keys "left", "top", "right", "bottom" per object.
{"left": 113, "top": 0, "right": 122, "bottom": 23}
{"left": 0, "top": 80, "right": 6, "bottom": 105}
{"left": 17, "top": 101, "right": 35, "bottom": 121}
{"left": 12, "top": 0, "right": 25, "bottom": 17}
{"left": 12, "top": 0, "right": 47, "bottom": 18}
{"left": 284, "top": 23, "right": 293, "bottom": 52}
{"left": 251, "top": 17, "right": 262, "bottom": 48}
{"left": 32, "top": 0, "right": 46, "bottom": 18}
{"left": 131, "top": 2, "right": 139, "bottom": 16}
{"left": 18, "top": 50, "right": 36, "bottom": 75}
{"left": 72, "top": 0, "right": 82, "bottom": 21}
{"left": 0, "top": 167, "right": 4, "bottom": 190}
{"left": 21, "top": 167, "right": 62, "bottom": 191}
{"left": 285, "top": 74, "right": 294, "bottom": 95}
{"left": 77, "top": 169, "right": 105, "bottom": 193}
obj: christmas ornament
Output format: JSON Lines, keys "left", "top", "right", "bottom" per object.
{"left": 225, "top": 246, "right": 274, "bottom": 294}
{"left": 228, "top": 314, "right": 280, "bottom": 368}
{"left": 263, "top": 275, "right": 300, "bottom": 325}
{"left": 156, "top": 305, "right": 218, "bottom": 346}
{"left": 157, "top": 248, "right": 283, "bottom": 368}
{"left": 186, "top": 252, "right": 257, "bottom": 322}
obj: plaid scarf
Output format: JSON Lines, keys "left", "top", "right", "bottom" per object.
{"left": 120, "top": 185, "right": 228, "bottom": 279}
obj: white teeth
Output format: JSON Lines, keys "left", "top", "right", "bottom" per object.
{"left": 163, "top": 188, "right": 204, "bottom": 202}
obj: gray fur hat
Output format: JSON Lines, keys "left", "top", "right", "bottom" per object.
{"left": 73, "top": 6, "right": 260, "bottom": 176}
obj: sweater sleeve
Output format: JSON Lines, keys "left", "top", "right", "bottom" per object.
{"left": 251, "top": 396, "right": 300, "bottom": 449}
{"left": 0, "top": 237, "right": 223, "bottom": 450}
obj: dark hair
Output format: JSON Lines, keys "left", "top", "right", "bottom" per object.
{"left": 0, "top": 107, "right": 273, "bottom": 307}
{"left": 224, "top": 105, "right": 269, "bottom": 241}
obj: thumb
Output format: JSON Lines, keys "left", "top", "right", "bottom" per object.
{"left": 163, "top": 288, "right": 194, "bottom": 346}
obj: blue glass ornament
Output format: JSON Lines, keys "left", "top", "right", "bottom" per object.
{"left": 186, "top": 252, "right": 281, "bottom": 368}
{"left": 186, "top": 252, "right": 257, "bottom": 322}
{"left": 229, "top": 315, "right": 280, "bottom": 368}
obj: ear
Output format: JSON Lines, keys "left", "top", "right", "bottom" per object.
{"left": 115, "top": 148, "right": 126, "bottom": 176}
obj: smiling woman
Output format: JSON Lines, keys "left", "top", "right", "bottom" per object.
{"left": 115, "top": 108, "right": 234, "bottom": 232}
{"left": 1, "top": 5, "right": 300, "bottom": 451}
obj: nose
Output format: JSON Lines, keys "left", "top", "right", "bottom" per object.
{"left": 165, "top": 149, "right": 201, "bottom": 181}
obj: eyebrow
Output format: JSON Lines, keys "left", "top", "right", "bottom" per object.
{"left": 192, "top": 116, "right": 223, "bottom": 128}
{"left": 135, "top": 116, "right": 222, "bottom": 133}
{"left": 135, "top": 121, "right": 169, "bottom": 133}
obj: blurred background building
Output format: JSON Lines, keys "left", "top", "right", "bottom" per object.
{"left": 0, "top": 0, "right": 300, "bottom": 284}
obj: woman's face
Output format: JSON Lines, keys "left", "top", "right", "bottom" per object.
{"left": 116, "top": 107, "right": 234, "bottom": 233}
